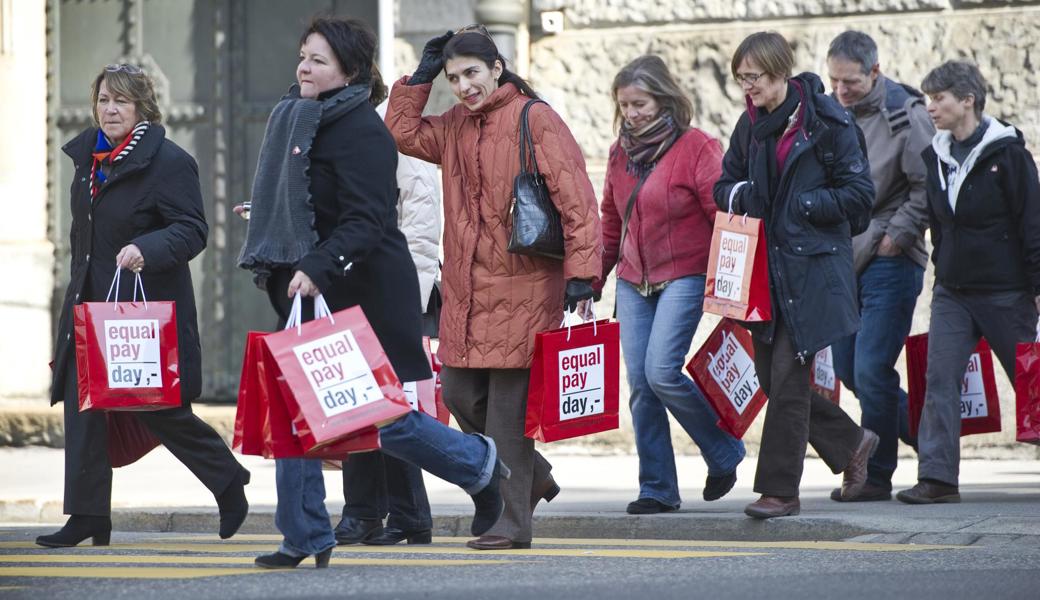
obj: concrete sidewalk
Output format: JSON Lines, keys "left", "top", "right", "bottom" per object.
{"left": 4, "top": 446, "right": 1039, "bottom": 544}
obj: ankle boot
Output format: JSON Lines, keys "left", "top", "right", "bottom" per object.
{"left": 36, "top": 515, "right": 112, "bottom": 548}
{"left": 254, "top": 546, "right": 333, "bottom": 569}
{"left": 470, "top": 460, "right": 510, "bottom": 536}
{"left": 216, "top": 468, "right": 250, "bottom": 539}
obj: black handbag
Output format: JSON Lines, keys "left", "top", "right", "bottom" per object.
{"left": 507, "top": 98, "right": 565, "bottom": 260}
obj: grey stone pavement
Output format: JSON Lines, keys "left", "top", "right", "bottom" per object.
{"left": 3, "top": 445, "right": 1039, "bottom": 545}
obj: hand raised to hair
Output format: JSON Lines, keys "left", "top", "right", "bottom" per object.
{"left": 408, "top": 31, "right": 453, "bottom": 85}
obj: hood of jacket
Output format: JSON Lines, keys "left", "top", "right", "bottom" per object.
{"left": 931, "top": 115, "right": 1021, "bottom": 211}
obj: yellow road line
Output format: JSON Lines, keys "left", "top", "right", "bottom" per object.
{"left": 153, "top": 535, "right": 964, "bottom": 552}
{"left": 0, "top": 554, "right": 516, "bottom": 566}
{"left": 0, "top": 566, "right": 263, "bottom": 579}
{"left": 0, "top": 542, "right": 760, "bottom": 559}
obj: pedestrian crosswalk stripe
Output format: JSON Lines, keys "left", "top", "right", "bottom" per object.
{"left": 158, "top": 535, "right": 963, "bottom": 553}
{"left": 0, "top": 555, "right": 516, "bottom": 566}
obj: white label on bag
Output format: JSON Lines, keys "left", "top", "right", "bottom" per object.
{"left": 402, "top": 381, "right": 419, "bottom": 411}
{"left": 558, "top": 343, "right": 605, "bottom": 421}
{"left": 708, "top": 331, "right": 759, "bottom": 415}
{"left": 714, "top": 231, "right": 749, "bottom": 301}
{"left": 960, "top": 352, "right": 988, "bottom": 419}
{"left": 813, "top": 347, "right": 837, "bottom": 391}
{"left": 293, "top": 329, "right": 383, "bottom": 418}
{"left": 104, "top": 319, "right": 162, "bottom": 388}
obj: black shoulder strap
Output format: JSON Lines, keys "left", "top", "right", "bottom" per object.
{"left": 519, "top": 98, "right": 547, "bottom": 175}
{"left": 615, "top": 169, "right": 651, "bottom": 271}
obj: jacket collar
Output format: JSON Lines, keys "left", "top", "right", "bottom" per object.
{"left": 64, "top": 123, "right": 166, "bottom": 170}
{"left": 931, "top": 115, "right": 1019, "bottom": 210}
{"left": 847, "top": 73, "right": 887, "bottom": 118}
{"left": 464, "top": 82, "right": 522, "bottom": 116}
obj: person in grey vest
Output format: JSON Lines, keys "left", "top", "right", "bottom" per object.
{"left": 898, "top": 61, "right": 1040, "bottom": 504}
{"left": 825, "top": 31, "right": 933, "bottom": 502}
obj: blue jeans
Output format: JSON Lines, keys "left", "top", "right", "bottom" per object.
{"left": 616, "top": 275, "right": 746, "bottom": 508}
{"left": 276, "top": 411, "right": 495, "bottom": 555}
{"left": 831, "top": 255, "right": 924, "bottom": 491}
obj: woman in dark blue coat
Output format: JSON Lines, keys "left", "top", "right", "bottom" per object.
{"left": 38, "top": 65, "right": 250, "bottom": 547}
{"left": 713, "top": 32, "right": 877, "bottom": 519}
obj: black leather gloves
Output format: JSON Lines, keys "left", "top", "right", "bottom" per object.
{"left": 408, "top": 31, "right": 453, "bottom": 85}
{"left": 564, "top": 278, "right": 595, "bottom": 313}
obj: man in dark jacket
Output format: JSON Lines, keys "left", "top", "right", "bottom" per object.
{"left": 714, "top": 32, "right": 877, "bottom": 519}
{"left": 898, "top": 61, "right": 1040, "bottom": 504}
{"left": 825, "top": 31, "right": 934, "bottom": 502}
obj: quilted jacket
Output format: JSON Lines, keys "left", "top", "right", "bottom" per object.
{"left": 386, "top": 79, "right": 602, "bottom": 369}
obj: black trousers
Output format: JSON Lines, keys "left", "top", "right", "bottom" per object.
{"left": 61, "top": 361, "right": 242, "bottom": 516}
{"left": 341, "top": 452, "right": 432, "bottom": 531}
{"left": 751, "top": 320, "right": 863, "bottom": 497}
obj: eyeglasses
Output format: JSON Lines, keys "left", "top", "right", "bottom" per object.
{"left": 455, "top": 23, "right": 495, "bottom": 42}
{"left": 734, "top": 72, "right": 765, "bottom": 86}
{"left": 105, "top": 63, "right": 143, "bottom": 75}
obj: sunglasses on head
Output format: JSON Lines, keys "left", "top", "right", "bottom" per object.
{"left": 105, "top": 63, "right": 143, "bottom": 75}
{"left": 454, "top": 24, "right": 495, "bottom": 42}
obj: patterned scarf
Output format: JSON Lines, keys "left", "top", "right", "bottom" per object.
{"left": 619, "top": 112, "right": 680, "bottom": 177}
{"left": 90, "top": 121, "right": 149, "bottom": 200}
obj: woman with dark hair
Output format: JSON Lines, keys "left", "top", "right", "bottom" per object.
{"left": 897, "top": 60, "right": 1040, "bottom": 505}
{"left": 38, "top": 64, "right": 250, "bottom": 548}
{"left": 386, "top": 27, "right": 602, "bottom": 550}
{"left": 600, "top": 55, "right": 745, "bottom": 515}
{"left": 238, "top": 16, "right": 509, "bottom": 569}
{"left": 712, "top": 31, "right": 877, "bottom": 519}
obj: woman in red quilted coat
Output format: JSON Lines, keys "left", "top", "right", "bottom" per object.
{"left": 386, "top": 26, "right": 601, "bottom": 550}
{"left": 600, "top": 56, "right": 745, "bottom": 516}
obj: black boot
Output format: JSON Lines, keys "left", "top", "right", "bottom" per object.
{"left": 36, "top": 515, "right": 112, "bottom": 548}
{"left": 334, "top": 516, "right": 383, "bottom": 545}
{"left": 254, "top": 547, "right": 332, "bottom": 569}
{"left": 470, "top": 460, "right": 510, "bottom": 536}
{"left": 216, "top": 468, "right": 250, "bottom": 539}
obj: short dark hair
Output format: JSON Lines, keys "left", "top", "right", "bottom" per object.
{"left": 731, "top": 31, "right": 794, "bottom": 80}
{"left": 300, "top": 16, "right": 387, "bottom": 105}
{"left": 827, "top": 31, "right": 878, "bottom": 75}
{"left": 442, "top": 29, "right": 538, "bottom": 98}
{"left": 921, "top": 60, "right": 987, "bottom": 119}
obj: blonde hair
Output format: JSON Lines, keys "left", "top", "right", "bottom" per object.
{"left": 611, "top": 55, "right": 692, "bottom": 132}
{"left": 90, "top": 66, "right": 162, "bottom": 127}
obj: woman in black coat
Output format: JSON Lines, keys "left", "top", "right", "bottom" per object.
{"left": 238, "top": 16, "right": 508, "bottom": 569}
{"left": 38, "top": 65, "right": 249, "bottom": 548}
{"left": 712, "top": 32, "right": 877, "bottom": 519}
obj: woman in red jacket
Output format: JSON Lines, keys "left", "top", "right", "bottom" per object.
{"left": 600, "top": 55, "right": 745, "bottom": 514}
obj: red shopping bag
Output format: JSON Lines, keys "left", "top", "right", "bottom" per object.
{"left": 906, "top": 334, "right": 1001, "bottom": 437}
{"left": 686, "top": 318, "right": 768, "bottom": 439}
{"left": 73, "top": 288, "right": 181, "bottom": 411}
{"left": 257, "top": 342, "right": 380, "bottom": 458}
{"left": 414, "top": 337, "right": 449, "bottom": 425}
{"left": 429, "top": 340, "right": 451, "bottom": 425}
{"left": 233, "top": 331, "right": 269, "bottom": 456}
{"left": 1014, "top": 341, "right": 1040, "bottom": 445}
{"left": 261, "top": 299, "right": 411, "bottom": 453}
{"left": 703, "top": 213, "right": 771, "bottom": 322}
{"left": 106, "top": 412, "right": 161, "bottom": 467}
{"left": 525, "top": 319, "right": 621, "bottom": 442}
{"left": 810, "top": 346, "right": 841, "bottom": 404}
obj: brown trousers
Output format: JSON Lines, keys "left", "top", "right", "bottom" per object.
{"left": 441, "top": 367, "right": 553, "bottom": 543}
{"left": 752, "top": 320, "right": 864, "bottom": 497}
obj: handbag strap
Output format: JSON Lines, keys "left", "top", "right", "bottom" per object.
{"left": 615, "top": 169, "right": 651, "bottom": 270}
{"left": 519, "top": 98, "right": 547, "bottom": 176}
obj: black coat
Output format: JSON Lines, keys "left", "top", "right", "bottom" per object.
{"left": 714, "top": 73, "right": 875, "bottom": 361}
{"left": 923, "top": 121, "right": 1040, "bottom": 295}
{"left": 51, "top": 125, "right": 208, "bottom": 405}
{"left": 288, "top": 100, "right": 430, "bottom": 383}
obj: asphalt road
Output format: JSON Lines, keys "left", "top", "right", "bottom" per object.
{"left": 0, "top": 528, "right": 1037, "bottom": 600}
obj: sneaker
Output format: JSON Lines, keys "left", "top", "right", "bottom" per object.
{"left": 625, "top": 498, "right": 677, "bottom": 515}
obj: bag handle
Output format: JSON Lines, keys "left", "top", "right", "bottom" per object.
{"left": 559, "top": 300, "right": 598, "bottom": 342}
{"left": 518, "top": 98, "right": 547, "bottom": 177}
{"left": 104, "top": 269, "right": 148, "bottom": 309}
{"left": 1035, "top": 316, "right": 1040, "bottom": 343}
{"left": 285, "top": 293, "right": 335, "bottom": 335}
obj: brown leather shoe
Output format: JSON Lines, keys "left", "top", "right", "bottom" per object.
{"left": 896, "top": 480, "right": 960, "bottom": 504}
{"left": 829, "top": 482, "right": 891, "bottom": 502}
{"left": 841, "top": 428, "right": 880, "bottom": 499}
{"left": 466, "top": 535, "right": 531, "bottom": 550}
{"left": 530, "top": 476, "right": 561, "bottom": 516}
{"left": 744, "top": 495, "right": 800, "bottom": 519}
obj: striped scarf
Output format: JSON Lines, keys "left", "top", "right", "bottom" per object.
{"left": 89, "top": 121, "right": 149, "bottom": 200}
{"left": 619, "top": 113, "right": 680, "bottom": 177}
